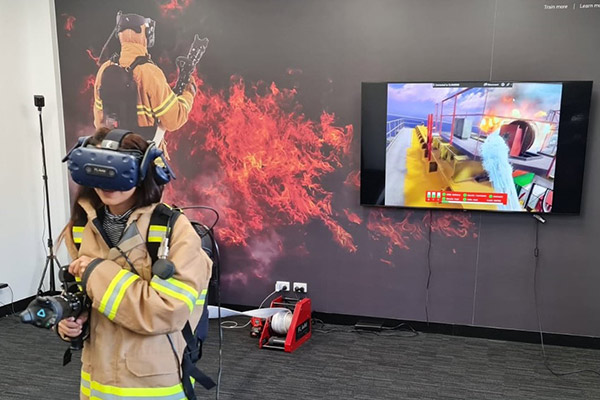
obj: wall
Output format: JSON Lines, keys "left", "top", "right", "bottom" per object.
{"left": 0, "top": 0, "right": 69, "bottom": 306}
{"left": 51, "top": 0, "right": 599, "bottom": 337}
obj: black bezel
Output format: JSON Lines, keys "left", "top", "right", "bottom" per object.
{"left": 360, "top": 81, "right": 593, "bottom": 215}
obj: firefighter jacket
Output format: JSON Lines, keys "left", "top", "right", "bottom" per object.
{"left": 93, "top": 41, "right": 196, "bottom": 133}
{"left": 64, "top": 199, "right": 212, "bottom": 400}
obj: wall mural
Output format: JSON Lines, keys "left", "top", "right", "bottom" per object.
{"left": 56, "top": 0, "right": 477, "bottom": 315}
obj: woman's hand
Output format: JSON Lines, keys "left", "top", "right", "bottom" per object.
{"left": 57, "top": 311, "right": 89, "bottom": 339}
{"left": 68, "top": 255, "right": 94, "bottom": 278}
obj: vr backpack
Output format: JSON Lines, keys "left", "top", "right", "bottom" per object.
{"left": 99, "top": 55, "right": 154, "bottom": 134}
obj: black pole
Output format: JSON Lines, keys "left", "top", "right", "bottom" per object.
{"left": 35, "top": 96, "right": 57, "bottom": 293}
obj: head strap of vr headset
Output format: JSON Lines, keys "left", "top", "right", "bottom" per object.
{"left": 102, "top": 129, "right": 159, "bottom": 181}
{"left": 100, "top": 129, "right": 134, "bottom": 151}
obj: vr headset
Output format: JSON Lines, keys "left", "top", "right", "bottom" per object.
{"left": 115, "top": 11, "right": 156, "bottom": 48}
{"left": 63, "top": 129, "right": 175, "bottom": 191}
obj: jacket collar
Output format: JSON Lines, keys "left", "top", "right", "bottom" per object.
{"left": 77, "top": 197, "right": 157, "bottom": 225}
{"left": 119, "top": 42, "right": 149, "bottom": 68}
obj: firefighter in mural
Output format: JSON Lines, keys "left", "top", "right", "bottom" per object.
{"left": 94, "top": 11, "right": 208, "bottom": 147}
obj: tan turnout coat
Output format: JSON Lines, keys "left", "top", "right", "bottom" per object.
{"left": 64, "top": 199, "right": 212, "bottom": 400}
{"left": 93, "top": 39, "right": 195, "bottom": 133}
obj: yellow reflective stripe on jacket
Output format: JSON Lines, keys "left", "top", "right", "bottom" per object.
{"left": 150, "top": 276, "right": 198, "bottom": 313}
{"left": 196, "top": 288, "right": 208, "bottom": 306}
{"left": 72, "top": 226, "right": 84, "bottom": 244}
{"left": 98, "top": 270, "right": 140, "bottom": 320}
{"left": 154, "top": 92, "right": 177, "bottom": 117}
{"left": 81, "top": 370, "right": 186, "bottom": 399}
{"left": 136, "top": 104, "right": 154, "bottom": 117}
{"left": 177, "top": 96, "right": 191, "bottom": 111}
{"left": 148, "top": 225, "right": 167, "bottom": 243}
{"left": 95, "top": 98, "right": 103, "bottom": 110}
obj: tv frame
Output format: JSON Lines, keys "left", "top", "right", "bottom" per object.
{"left": 360, "top": 80, "right": 593, "bottom": 215}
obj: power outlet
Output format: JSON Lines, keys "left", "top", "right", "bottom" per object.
{"left": 293, "top": 282, "right": 308, "bottom": 293}
{"left": 275, "top": 281, "right": 290, "bottom": 292}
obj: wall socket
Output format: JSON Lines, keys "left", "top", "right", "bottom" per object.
{"left": 293, "top": 282, "right": 307, "bottom": 293}
{"left": 275, "top": 281, "right": 290, "bottom": 292}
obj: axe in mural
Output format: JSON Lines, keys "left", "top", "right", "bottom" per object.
{"left": 153, "top": 34, "right": 209, "bottom": 146}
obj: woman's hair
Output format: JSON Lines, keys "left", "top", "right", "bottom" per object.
{"left": 69, "top": 127, "right": 164, "bottom": 224}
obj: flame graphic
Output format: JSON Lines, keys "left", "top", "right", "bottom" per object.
{"left": 80, "top": 75, "right": 95, "bottom": 95}
{"left": 158, "top": 0, "right": 193, "bottom": 18}
{"left": 367, "top": 211, "right": 425, "bottom": 253}
{"left": 62, "top": 14, "right": 76, "bottom": 37}
{"left": 344, "top": 209, "right": 362, "bottom": 225}
{"left": 344, "top": 170, "right": 360, "bottom": 188}
{"left": 429, "top": 212, "right": 475, "bottom": 238}
{"left": 366, "top": 210, "right": 476, "bottom": 256}
{"left": 86, "top": 49, "right": 100, "bottom": 66}
{"left": 163, "top": 74, "right": 356, "bottom": 253}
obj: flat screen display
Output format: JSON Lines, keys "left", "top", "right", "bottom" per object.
{"left": 361, "top": 81, "right": 593, "bottom": 214}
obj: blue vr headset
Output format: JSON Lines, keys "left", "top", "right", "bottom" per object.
{"left": 62, "top": 129, "right": 175, "bottom": 191}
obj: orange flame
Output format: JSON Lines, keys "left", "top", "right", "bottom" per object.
{"left": 367, "top": 211, "right": 425, "bottom": 253}
{"left": 479, "top": 115, "right": 502, "bottom": 134}
{"left": 86, "top": 49, "right": 100, "bottom": 66}
{"left": 158, "top": 0, "right": 193, "bottom": 18}
{"left": 344, "top": 170, "right": 360, "bottom": 188}
{"left": 62, "top": 14, "right": 76, "bottom": 37}
{"left": 79, "top": 74, "right": 95, "bottom": 95}
{"left": 344, "top": 209, "right": 362, "bottom": 225}
{"left": 428, "top": 212, "right": 474, "bottom": 238}
{"left": 164, "top": 73, "right": 356, "bottom": 253}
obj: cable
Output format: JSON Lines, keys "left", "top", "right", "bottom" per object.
{"left": 40, "top": 175, "right": 48, "bottom": 292}
{"left": 311, "top": 319, "right": 419, "bottom": 337}
{"left": 259, "top": 290, "right": 279, "bottom": 309}
{"left": 180, "top": 205, "right": 223, "bottom": 399}
{"left": 208, "top": 226, "right": 223, "bottom": 400}
{"left": 425, "top": 209, "right": 433, "bottom": 324}
{"left": 533, "top": 218, "right": 600, "bottom": 377}
{"left": 180, "top": 206, "right": 220, "bottom": 231}
{"left": 220, "top": 320, "right": 251, "bottom": 329}
{"left": 0, "top": 285, "right": 16, "bottom": 316}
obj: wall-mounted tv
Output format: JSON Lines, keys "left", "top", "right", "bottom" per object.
{"left": 361, "top": 81, "right": 593, "bottom": 214}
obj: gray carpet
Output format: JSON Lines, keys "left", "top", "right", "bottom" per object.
{"left": 1, "top": 314, "right": 599, "bottom": 399}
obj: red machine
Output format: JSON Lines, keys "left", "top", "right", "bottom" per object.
{"left": 249, "top": 316, "right": 264, "bottom": 338}
{"left": 258, "top": 296, "right": 311, "bottom": 353}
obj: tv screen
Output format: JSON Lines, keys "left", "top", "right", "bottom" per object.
{"left": 361, "top": 81, "right": 593, "bottom": 214}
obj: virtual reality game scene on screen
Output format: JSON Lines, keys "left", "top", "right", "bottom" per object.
{"left": 385, "top": 82, "right": 562, "bottom": 212}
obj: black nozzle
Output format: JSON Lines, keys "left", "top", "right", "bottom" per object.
{"left": 59, "top": 266, "right": 76, "bottom": 283}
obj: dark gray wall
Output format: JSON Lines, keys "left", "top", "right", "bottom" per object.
{"left": 55, "top": 0, "right": 600, "bottom": 337}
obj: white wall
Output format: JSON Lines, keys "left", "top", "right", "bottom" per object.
{"left": 0, "top": 0, "right": 70, "bottom": 305}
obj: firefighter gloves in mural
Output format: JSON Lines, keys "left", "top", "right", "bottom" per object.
{"left": 20, "top": 265, "right": 89, "bottom": 351}
{"left": 174, "top": 34, "right": 209, "bottom": 96}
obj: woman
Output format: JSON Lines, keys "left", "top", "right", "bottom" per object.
{"left": 58, "top": 127, "right": 212, "bottom": 400}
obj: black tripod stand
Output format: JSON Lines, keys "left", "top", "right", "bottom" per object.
{"left": 34, "top": 95, "right": 60, "bottom": 295}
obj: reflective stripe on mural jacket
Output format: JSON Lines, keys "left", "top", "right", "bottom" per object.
{"left": 63, "top": 199, "right": 213, "bottom": 400}
{"left": 93, "top": 41, "right": 195, "bottom": 132}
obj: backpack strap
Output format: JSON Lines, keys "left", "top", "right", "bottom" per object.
{"left": 147, "top": 204, "right": 216, "bottom": 396}
{"left": 127, "top": 54, "right": 152, "bottom": 72}
{"left": 72, "top": 214, "right": 88, "bottom": 251}
{"left": 147, "top": 203, "right": 181, "bottom": 265}
{"left": 181, "top": 312, "right": 216, "bottom": 397}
